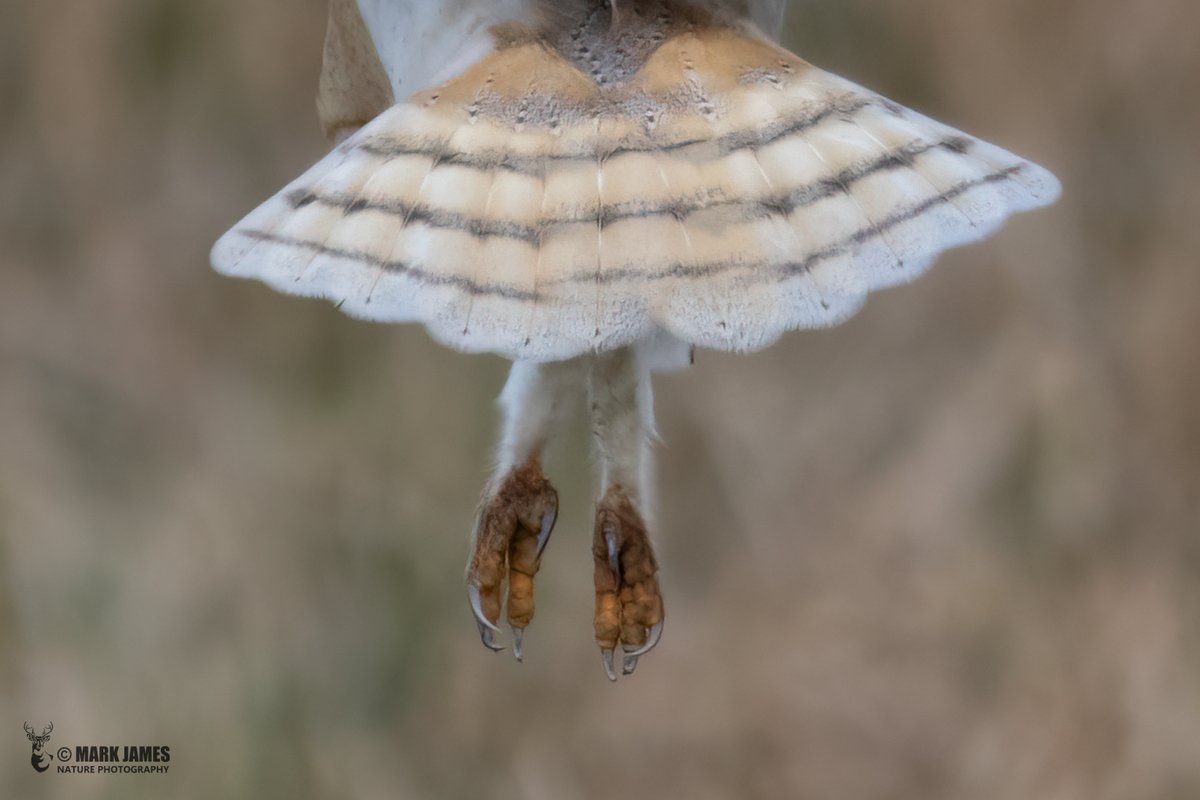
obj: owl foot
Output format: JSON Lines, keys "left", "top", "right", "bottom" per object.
{"left": 466, "top": 458, "right": 558, "bottom": 660}
{"left": 593, "top": 487, "right": 664, "bottom": 681}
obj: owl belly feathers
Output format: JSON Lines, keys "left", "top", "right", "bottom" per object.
{"left": 212, "top": 0, "right": 1059, "bottom": 361}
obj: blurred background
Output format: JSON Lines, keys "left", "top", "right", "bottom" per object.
{"left": 3, "top": 0, "right": 1198, "bottom": 797}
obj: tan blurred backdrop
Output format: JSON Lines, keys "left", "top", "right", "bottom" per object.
{"left": 2, "top": 0, "right": 1198, "bottom": 798}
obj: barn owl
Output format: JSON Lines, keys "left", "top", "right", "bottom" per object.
{"left": 213, "top": 0, "right": 1059, "bottom": 680}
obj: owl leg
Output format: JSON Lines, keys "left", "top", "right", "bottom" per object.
{"left": 588, "top": 347, "right": 665, "bottom": 681}
{"left": 466, "top": 359, "right": 581, "bottom": 660}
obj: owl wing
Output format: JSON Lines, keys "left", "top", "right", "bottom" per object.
{"left": 214, "top": 4, "right": 1058, "bottom": 361}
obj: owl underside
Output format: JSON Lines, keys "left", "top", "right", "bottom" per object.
{"left": 212, "top": 0, "right": 1059, "bottom": 361}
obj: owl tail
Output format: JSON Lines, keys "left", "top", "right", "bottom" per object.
{"left": 213, "top": 8, "right": 1059, "bottom": 360}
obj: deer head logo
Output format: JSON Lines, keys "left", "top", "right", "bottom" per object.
{"left": 24, "top": 721, "right": 53, "bottom": 773}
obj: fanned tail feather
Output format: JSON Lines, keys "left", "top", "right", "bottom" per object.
{"left": 213, "top": 3, "right": 1060, "bottom": 360}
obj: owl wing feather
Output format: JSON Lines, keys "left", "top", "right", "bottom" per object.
{"left": 214, "top": 2, "right": 1058, "bottom": 360}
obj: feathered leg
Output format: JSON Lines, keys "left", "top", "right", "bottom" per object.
{"left": 588, "top": 347, "right": 665, "bottom": 680}
{"left": 467, "top": 359, "right": 583, "bottom": 659}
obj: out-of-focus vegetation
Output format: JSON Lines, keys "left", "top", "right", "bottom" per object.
{"left": 3, "top": 1, "right": 1198, "bottom": 798}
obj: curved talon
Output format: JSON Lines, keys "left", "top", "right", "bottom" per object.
{"left": 601, "top": 648, "right": 618, "bottom": 682}
{"left": 470, "top": 584, "right": 504, "bottom": 651}
{"left": 476, "top": 622, "right": 505, "bottom": 653}
{"left": 624, "top": 621, "right": 663, "bottom": 659}
{"left": 511, "top": 626, "right": 524, "bottom": 662}
{"left": 536, "top": 503, "right": 557, "bottom": 558}
{"left": 605, "top": 528, "right": 620, "bottom": 578}
{"left": 468, "top": 584, "right": 501, "bottom": 633}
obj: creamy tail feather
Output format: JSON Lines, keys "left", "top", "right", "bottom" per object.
{"left": 213, "top": 0, "right": 1060, "bottom": 361}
